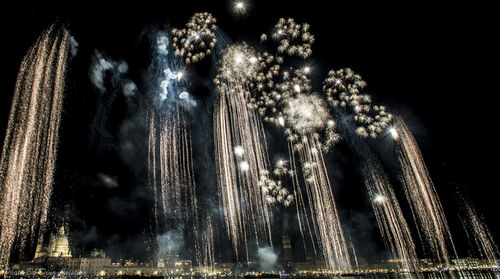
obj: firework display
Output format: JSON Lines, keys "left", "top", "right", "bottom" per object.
{"left": 0, "top": 6, "right": 497, "bottom": 275}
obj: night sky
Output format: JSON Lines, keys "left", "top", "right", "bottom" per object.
{"left": 0, "top": 1, "right": 496, "bottom": 264}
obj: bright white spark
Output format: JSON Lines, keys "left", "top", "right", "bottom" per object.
{"left": 240, "top": 161, "right": 250, "bottom": 171}
{"left": 234, "top": 146, "right": 245, "bottom": 156}
{"left": 278, "top": 116, "right": 285, "bottom": 127}
{"left": 390, "top": 127, "right": 399, "bottom": 139}
{"left": 294, "top": 84, "right": 301, "bottom": 93}
{"left": 234, "top": 1, "right": 246, "bottom": 13}
{"left": 374, "top": 194, "right": 386, "bottom": 203}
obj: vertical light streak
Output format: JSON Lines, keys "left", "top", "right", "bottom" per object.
{"left": 147, "top": 32, "right": 202, "bottom": 265}
{"left": 364, "top": 167, "right": 418, "bottom": 272}
{"left": 394, "top": 115, "right": 456, "bottom": 266}
{"left": 213, "top": 43, "right": 274, "bottom": 261}
{"left": 296, "top": 135, "right": 351, "bottom": 272}
{"left": 0, "top": 25, "right": 70, "bottom": 267}
{"left": 462, "top": 199, "right": 499, "bottom": 267}
{"left": 214, "top": 84, "right": 273, "bottom": 261}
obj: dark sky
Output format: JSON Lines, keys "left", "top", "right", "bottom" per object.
{"left": 0, "top": 1, "right": 496, "bottom": 263}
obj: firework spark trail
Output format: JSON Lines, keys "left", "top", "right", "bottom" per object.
{"left": 214, "top": 85, "right": 273, "bottom": 260}
{"left": 0, "top": 25, "right": 70, "bottom": 267}
{"left": 461, "top": 198, "right": 499, "bottom": 266}
{"left": 201, "top": 216, "right": 215, "bottom": 270}
{"left": 274, "top": 88, "right": 349, "bottom": 271}
{"left": 214, "top": 43, "right": 274, "bottom": 261}
{"left": 288, "top": 141, "right": 317, "bottom": 256}
{"left": 147, "top": 31, "right": 202, "bottom": 264}
{"left": 394, "top": 116, "right": 456, "bottom": 265}
{"left": 364, "top": 166, "right": 418, "bottom": 271}
{"left": 297, "top": 135, "right": 351, "bottom": 271}
{"left": 323, "top": 69, "right": 418, "bottom": 271}
{"left": 258, "top": 160, "right": 294, "bottom": 207}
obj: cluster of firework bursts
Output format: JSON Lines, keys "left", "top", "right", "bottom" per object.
{"left": 172, "top": 12, "right": 217, "bottom": 65}
{"left": 258, "top": 161, "right": 294, "bottom": 207}
{"left": 323, "top": 68, "right": 393, "bottom": 138}
{"left": 261, "top": 18, "right": 314, "bottom": 59}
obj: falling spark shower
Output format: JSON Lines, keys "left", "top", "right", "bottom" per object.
{"left": 147, "top": 31, "right": 200, "bottom": 263}
{"left": 461, "top": 197, "right": 499, "bottom": 266}
{"left": 0, "top": 25, "right": 70, "bottom": 267}
{"left": 364, "top": 166, "right": 418, "bottom": 271}
{"left": 323, "top": 69, "right": 418, "bottom": 271}
{"left": 393, "top": 116, "right": 456, "bottom": 265}
{"left": 295, "top": 136, "right": 352, "bottom": 271}
{"left": 279, "top": 94, "right": 351, "bottom": 271}
{"left": 213, "top": 43, "right": 274, "bottom": 261}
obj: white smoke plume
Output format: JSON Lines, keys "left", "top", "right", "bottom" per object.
{"left": 257, "top": 246, "right": 278, "bottom": 272}
{"left": 122, "top": 80, "right": 138, "bottom": 97}
{"left": 97, "top": 172, "right": 119, "bottom": 189}
{"left": 89, "top": 50, "right": 116, "bottom": 92}
{"left": 89, "top": 50, "right": 137, "bottom": 96}
{"left": 157, "top": 228, "right": 184, "bottom": 257}
{"left": 69, "top": 36, "right": 79, "bottom": 57}
{"left": 179, "top": 91, "right": 197, "bottom": 109}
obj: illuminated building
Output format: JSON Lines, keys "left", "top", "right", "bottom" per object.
{"left": 34, "top": 226, "right": 72, "bottom": 259}
{"left": 68, "top": 250, "right": 111, "bottom": 275}
{"left": 282, "top": 233, "right": 293, "bottom": 263}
